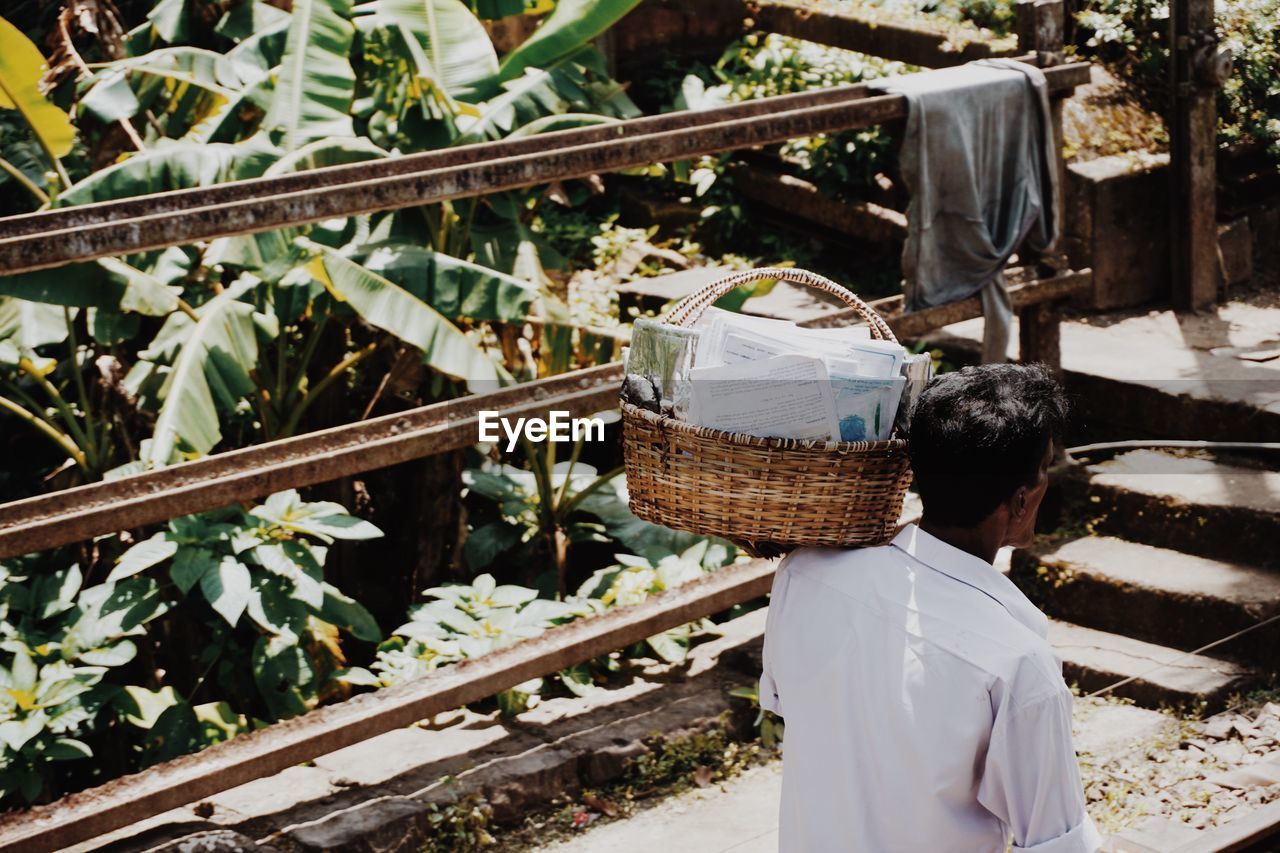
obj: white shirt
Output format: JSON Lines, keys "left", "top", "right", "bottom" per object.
{"left": 761, "top": 524, "right": 1101, "bottom": 853}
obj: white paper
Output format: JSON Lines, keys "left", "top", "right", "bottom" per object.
{"left": 825, "top": 357, "right": 907, "bottom": 441}
{"left": 689, "top": 355, "right": 841, "bottom": 441}
{"left": 693, "top": 307, "right": 873, "bottom": 368}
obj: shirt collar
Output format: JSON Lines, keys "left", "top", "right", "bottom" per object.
{"left": 890, "top": 523, "right": 1049, "bottom": 638}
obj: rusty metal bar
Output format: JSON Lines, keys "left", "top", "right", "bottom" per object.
{"left": 0, "top": 84, "right": 883, "bottom": 241}
{"left": 0, "top": 64, "right": 1090, "bottom": 277}
{"left": 749, "top": 0, "right": 1020, "bottom": 68}
{"left": 0, "top": 556, "right": 779, "bottom": 853}
{"left": 799, "top": 269, "right": 1091, "bottom": 335}
{"left": 0, "top": 271, "right": 1090, "bottom": 561}
{"left": 0, "top": 364, "right": 622, "bottom": 561}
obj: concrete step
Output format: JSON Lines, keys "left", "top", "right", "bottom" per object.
{"left": 921, "top": 303, "right": 1280, "bottom": 443}
{"left": 1048, "top": 619, "right": 1255, "bottom": 711}
{"left": 1063, "top": 450, "right": 1280, "bottom": 570}
{"left": 1012, "top": 536, "right": 1280, "bottom": 665}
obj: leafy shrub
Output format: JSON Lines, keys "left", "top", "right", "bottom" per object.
{"left": 0, "top": 489, "right": 380, "bottom": 806}
{"left": 111, "top": 489, "right": 383, "bottom": 719}
{"left": 671, "top": 33, "right": 909, "bottom": 200}
{"left": 0, "top": 559, "right": 166, "bottom": 802}
{"left": 344, "top": 539, "right": 740, "bottom": 714}
{"left": 1074, "top": 0, "right": 1280, "bottom": 162}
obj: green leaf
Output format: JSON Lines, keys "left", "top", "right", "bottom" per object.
{"left": 264, "top": 0, "right": 357, "bottom": 151}
{"left": 10, "top": 646, "right": 36, "bottom": 692}
{"left": 360, "top": 0, "right": 499, "bottom": 100}
{"left": 0, "top": 296, "right": 70, "bottom": 350}
{"left": 0, "top": 717, "right": 43, "bottom": 752}
{"left": 305, "top": 244, "right": 508, "bottom": 385}
{"left": 558, "top": 664, "right": 594, "bottom": 697}
{"left": 0, "top": 256, "right": 184, "bottom": 316}
{"left": 505, "top": 112, "right": 618, "bottom": 138}
{"left": 141, "top": 702, "right": 204, "bottom": 766}
{"left": 77, "top": 640, "right": 137, "bottom": 667}
{"left": 54, "top": 138, "right": 279, "bottom": 207}
{"left": 355, "top": 242, "right": 537, "bottom": 322}
{"left": 0, "top": 16, "right": 76, "bottom": 159}
{"left": 200, "top": 556, "right": 253, "bottom": 626}
{"left": 60, "top": 578, "right": 168, "bottom": 657}
{"left": 217, "top": 0, "right": 294, "bottom": 42}
{"left": 333, "top": 666, "right": 381, "bottom": 687}
{"left": 463, "top": 521, "right": 525, "bottom": 571}
{"left": 263, "top": 136, "right": 388, "bottom": 177}
{"left": 456, "top": 51, "right": 637, "bottom": 144}
{"left": 495, "top": 0, "right": 641, "bottom": 83}
{"left": 141, "top": 283, "right": 265, "bottom": 465}
{"left": 117, "top": 684, "right": 182, "bottom": 729}
{"left": 317, "top": 583, "right": 381, "bottom": 642}
{"left": 170, "top": 546, "right": 217, "bottom": 594}
{"left": 79, "top": 68, "right": 142, "bottom": 123}
{"left": 109, "top": 534, "right": 179, "bottom": 582}
{"left": 253, "top": 542, "right": 324, "bottom": 608}
{"left": 193, "top": 700, "right": 248, "bottom": 742}
{"left": 252, "top": 633, "right": 316, "bottom": 719}
{"left": 99, "top": 258, "right": 183, "bottom": 317}
{"left": 89, "top": 308, "right": 142, "bottom": 345}
{"left": 45, "top": 737, "right": 93, "bottom": 760}
{"left": 646, "top": 628, "right": 689, "bottom": 665}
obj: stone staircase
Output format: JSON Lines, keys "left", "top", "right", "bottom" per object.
{"left": 1011, "top": 449, "right": 1280, "bottom": 711}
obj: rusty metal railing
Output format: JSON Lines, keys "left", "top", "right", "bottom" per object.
{"left": 0, "top": 64, "right": 1089, "bottom": 277}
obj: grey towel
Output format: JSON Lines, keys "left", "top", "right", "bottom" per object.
{"left": 871, "top": 60, "right": 1060, "bottom": 362}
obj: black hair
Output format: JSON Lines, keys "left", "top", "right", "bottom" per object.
{"left": 906, "top": 363, "right": 1069, "bottom": 527}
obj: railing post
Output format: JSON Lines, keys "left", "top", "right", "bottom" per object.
{"left": 1017, "top": 0, "right": 1069, "bottom": 369}
{"left": 1169, "top": 0, "right": 1230, "bottom": 310}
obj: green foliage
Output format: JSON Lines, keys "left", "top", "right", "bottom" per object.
{"left": 0, "top": 556, "right": 168, "bottom": 803}
{"left": 340, "top": 572, "right": 599, "bottom": 713}
{"left": 112, "top": 490, "right": 382, "bottom": 719}
{"left": 576, "top": 541, "right": 732, "bottom": 664}
{"left": 1074, "top": 0, "right": 1279, "bottom": 163}
{"left": 0, "top": 0, "right": 643, "bottom": 494}
{"left": 728, "top": 681, "right": 785, "bottom": 749}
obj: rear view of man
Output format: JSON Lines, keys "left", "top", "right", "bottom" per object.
{"left": 761, "top": 363, "right": 1100, "bottom": 852}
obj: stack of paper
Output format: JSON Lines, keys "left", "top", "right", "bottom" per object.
{"left": 684, "top": 308, "right": 927, "bottom": 443}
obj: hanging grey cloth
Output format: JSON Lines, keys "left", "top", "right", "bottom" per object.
{"left": 870, "top": 60, "right": 1060, "bottom": 363}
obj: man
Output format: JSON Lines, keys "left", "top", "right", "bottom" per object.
{"left": 760, "top": 363, "right": 1100, "bottom": 852}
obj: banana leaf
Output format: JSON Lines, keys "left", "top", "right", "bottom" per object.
{"left": 305, "top": 243, "right": 509, "bottom": 385}
{"left": 0, "top": 16, "right": 75, "bottom": 161}
{"left": 53, "top": 137, "right": 280, "bottom": 207}
{"left": 355, "top": 0, "right": 499, "bottom": 101}
{"left": 141, "top": 281, "right": 270, "bottom": 465}
{"left": 494, "top": 0, "right": 641, "bottom": 84}
{"left": 352, "top": 241, "right": 538, "bottom": 322}
{"left": 264, "top": 0, "right": 357, "bottom": 151}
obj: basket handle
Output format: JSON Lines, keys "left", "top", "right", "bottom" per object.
{"left": 662, "top": 267, "right": 898, "bottom": 343}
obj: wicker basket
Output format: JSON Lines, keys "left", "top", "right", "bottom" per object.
{"left": 621, "top": 267, "right": 913, "bottom": 553}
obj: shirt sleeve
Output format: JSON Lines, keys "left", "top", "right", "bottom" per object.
{"left": 758, "top": 561, "right": 792, "bottom": 717}
{"left": 977, "top": 687, "right": 1102, "bottom": 853}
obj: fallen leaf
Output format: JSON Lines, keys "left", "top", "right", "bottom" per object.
{"left": 583, "top": 793, "right": 618, "bottom": 817}
{"left": 692, "top": 765, "right": 714, "bottom": 788}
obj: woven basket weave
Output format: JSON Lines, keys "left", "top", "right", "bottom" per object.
{"left": 621, "top": 267, "right": 912, "bottom": 553}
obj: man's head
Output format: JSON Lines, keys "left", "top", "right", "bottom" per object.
{"left": 907, "top": 364, "right": 1068, "bottom": 548}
